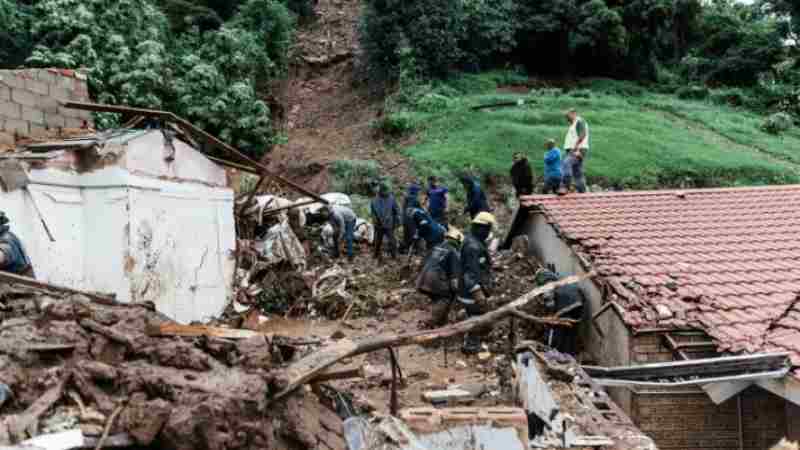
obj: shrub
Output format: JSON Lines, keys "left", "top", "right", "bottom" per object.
{"left": 415, "top": 93, "right": 453, "bottom": 113}
{"left": 330, "top": 160, "right": 384, "bottom": 196}
{"left": 375, "top": 113, "right": 416, "bottom": 138}
{"left": 710, "top": 88, "right": 751, "bottom": 108}
{"left": 677, "top": 85, "right": 710, "bottom": 100}
{"left": 762, "top": 112, "right": 794, "bottom": 135}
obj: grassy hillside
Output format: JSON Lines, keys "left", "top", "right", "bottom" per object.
{"left": 389, "top": 74, "right": 800, "bottom": 193}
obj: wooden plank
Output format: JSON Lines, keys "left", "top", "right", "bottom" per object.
{"left": 271, "top": 273, "right": 595, "bottom": 402}
{"left": 703, "top": 381, "right": 753, "bottom": 404}
{"left": 146, "top": 323, "right": 272, "bottom": 340}
{"left": 0, "top": 272, "right": 119, "bottom": 306}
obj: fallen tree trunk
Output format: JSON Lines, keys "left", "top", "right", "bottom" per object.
{"left": 272, "top": 272, "right": 595, "bottom": 401}
{"left": 510, "top": 309, "right": 578, "bottom": 327}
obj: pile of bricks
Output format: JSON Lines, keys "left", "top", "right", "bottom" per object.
{"left": 0, "top": 68, "right": 94, "bottom": 143}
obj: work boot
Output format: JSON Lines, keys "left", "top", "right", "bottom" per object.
{"left": 429, "top": 302, "right": 449, "bottom": 328}
{"left": 462, "top": 333, "right": 481, "bottom": 355}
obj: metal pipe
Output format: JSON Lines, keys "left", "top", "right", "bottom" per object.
{"left": 738, "top": 394, "right": 744, "bottom": 450}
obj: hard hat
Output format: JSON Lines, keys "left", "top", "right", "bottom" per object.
{"left": 445, "top": 227, "right": 464, "bottom": 242}
{"left": 472, "top": 212, "right": 496, "bottom": 226}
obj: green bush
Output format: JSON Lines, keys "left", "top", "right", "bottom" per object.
{"left": 677, "top": 85, "right": 710, "bottom": 100}
{"left": 24, "top": 0, "right": 293, "bottom": 158}
{"left": 330, "top": 159, "right": 384, "bottom": 196}
{"left": 762, "top": 112, "right": 794, "bottom": 135}
{"left": 415, "top": 93, "right": 453, "bottom": 113}
{"left": 375, "top": 112, "right": 416, "bottom": 138}
{"left": 710, "top": 88, "right": 750, "bottom": 107}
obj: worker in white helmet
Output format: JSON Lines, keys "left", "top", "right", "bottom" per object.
{"left": 459, "top": 211, "right": 496, "bottom": 354}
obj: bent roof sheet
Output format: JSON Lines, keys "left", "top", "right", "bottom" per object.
{"left": 522, "top": 185, "right": 800, "bottom": 368}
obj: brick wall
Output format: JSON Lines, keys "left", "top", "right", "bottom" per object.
{"left": 630, "top": 333, "right": 791, "bottom": 450}
{"left": 0, "top": 68, "right": 93, "bottom": 140}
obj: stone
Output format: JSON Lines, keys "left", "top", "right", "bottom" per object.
{"left": 44, "top": 113, "right": 65, "bottom": 128}
{"left": 455, "top": 360, "right": 467, "bottom": 369}
{"left": 3, "top": 119, "right": 28, "bottom": 136}
{"left": 25, "top": 78, "right": 49, "bottom": 96}
{"left": 0, "top": 101, "right": 21, "bottom": 119}
{"left": 11, "top": 88, "right": 38, "bottom": 107}
{"left": 478, "top": 351, "right": 493, "bottom": 362}
{"left": 0, "top": 85, "right": 9, "bottom": 101}
{"left": 21, "top": 106, "right": 44, "bottom": 124}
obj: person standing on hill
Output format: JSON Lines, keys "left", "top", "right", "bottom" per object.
{"left": 371, "top": 183, "right": 401, "bottom": 262}
{"left": 425, "top": 176, "right": 449, "bottom": 227}
{"left": 459, "top": 174, "right": 490, "bottom": 219}
{"left": 543, "top": 139, "right": 562, "bottom": 194}
{"left": 510, "top": 152, "right": 533, "bottom": 197}
{"left": 562, "top": 109, "right": 590, "bottom": 193}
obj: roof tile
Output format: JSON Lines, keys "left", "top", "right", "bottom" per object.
{"left": 526, "top": 185, "right": 800, "bottom": 372}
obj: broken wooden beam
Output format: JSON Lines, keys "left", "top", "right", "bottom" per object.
{"left": 271, "top": 272, "right": 595, "bottom": 402}
{"left": 510, "top": 309, "right": 578, "bottom": 327}
{"left": 145, "top": 323, "right": 273, "bottom": 340}
{"left": 0, "top": 272, "right": 119, "bottom": 306}
{"left": 79, "top": 319, "right": 134, "bottom": 349}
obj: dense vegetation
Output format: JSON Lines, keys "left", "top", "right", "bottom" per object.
{"left": 0, "top": 0, "right": 311, "bottom": 157}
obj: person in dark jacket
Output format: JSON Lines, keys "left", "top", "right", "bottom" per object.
{"left": 459, "top": 212, "right": 496, "bottom": 354}
{"left": 539, "top": 269, "right": 584, "bottom": 355}
{"left": 411, "top": 208, "right": 445, "bottom": 249}
{"left": 510, "top": 152, "right": 533, "bottom": 197}
{"left": 400, "top": 182, "right": 422, "bottom": 255}
{"left": 416, "top": 227, "right": 463, "bottom": 327}
{"left": 370, "top": 184, "right": 401, "bottom": 261}
{"left": 425, "top": 176, "right": 449, "bottom": 226}
{"left": 0, "top": 212, "right": 34, "bottom": 277}
{"left": 459, "top": 174, "right": 490, "bottom": 219}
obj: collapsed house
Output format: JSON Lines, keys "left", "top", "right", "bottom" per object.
{"left": 522, "top": 186, "right": 800, "bottom": 450}
{"left": 0, "top": 128, "right": 236, "bottom": 324}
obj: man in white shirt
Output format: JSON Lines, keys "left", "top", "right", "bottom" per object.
{"left": 562, "top": 109, "right": 590, "bottom": 193}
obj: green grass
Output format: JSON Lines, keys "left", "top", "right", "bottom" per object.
{"left": 392, "top": 73, "right": 800, "bottom": 191}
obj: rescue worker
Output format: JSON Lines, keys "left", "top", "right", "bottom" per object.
{"left": 370, "top": 183, "right": 401, "bottom": 262}
{"left": 562, "top": 108, "right": 590, "bottom": 193}
{"left": 415, "top": 227, "right": 463, "bottom": 327}
{"left": 459, "top": 174, "right": 490, "bottom": 219}
{"left": 459, "top": 212, "right": 496, "bottom": 354}
{"left": 410, "top": 208, "right": 445, "bottom": 249}
{"left": 321, "top": 204, "right": 357, "bottom": 261}
{"left": 0, "top": 212, "right": 34, "bottom": 277}
{"left": 400, "top": 181, "right": 422, "bottom": 255}
{"left": 539, "top": 269, "right": 584, "bottom": 355}
{"left": 510, "top": 152, "right": 533, "bottom": 197}
{"left": 425, "top": 176, "right": 449, "bottom": 226}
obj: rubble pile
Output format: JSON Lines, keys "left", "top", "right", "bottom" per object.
{"left": 0, "top": 284, "right": 344, "bottom": 450}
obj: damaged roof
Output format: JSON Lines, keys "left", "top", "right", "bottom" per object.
{"left": 522, "top": 185, "right": 800, "bottom": 371}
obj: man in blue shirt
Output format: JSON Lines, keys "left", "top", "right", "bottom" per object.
{"left": 425, "top": 176, "right": 449, "bottom": 226}
{"left": 543, "top": 139, "right": 562, "bottom": 194}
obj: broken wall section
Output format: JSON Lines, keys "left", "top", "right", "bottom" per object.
{"left": 0, "top": 69, "right": 93, "bottom": 143}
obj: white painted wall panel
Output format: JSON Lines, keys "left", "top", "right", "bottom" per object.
{"left": 124, "top": 131, "right": 227, "bottom": 187}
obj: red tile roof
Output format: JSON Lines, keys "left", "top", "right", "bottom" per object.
{"left": 522, "top": 185, "right": 800, "bottom": 368}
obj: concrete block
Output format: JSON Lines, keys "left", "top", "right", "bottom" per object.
{"left": 56, "top": 76, "right": 75, "bottom": 91}
{"left": 3, "top": 118, "right": 29, "bottom": 136}
{"left": 36, "top": 69, "right": 57, "bottom": 85}
{"left": 24, "top": 78, "right": 49, "bottom": 96}
{"left": 65, "top": 117, "right": 84, "bottom": 129}
{"left": 44, "top": 113, "right": 65, "bottom": 128}
{"left": 0, "top": 85, "right": 9, "bottom": 102}
{"left": 39, "top": 96, "right": 59, "bottom": 114}
{"left": 22, "top": 106, "right": 45, "bottom": 125}
{"left": 50, "top": 86, "right": 71, "bottom": 101}
{"left": 73, "top": 80, "right": 89, "bottom": 100}
{"left": 10, "top": 88, "right": 38, "bottom": 107}
{"left": 0, "top": 130, "right": 14, "bottom": 146}
{"left": 0, "top": 101, "right": 21, "bottom": 119}
{"left": 29, "top": 124, "right": 50, "bottom": 139}
{"left": 0, "top": 72, "right": 25, "bottom": 89}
